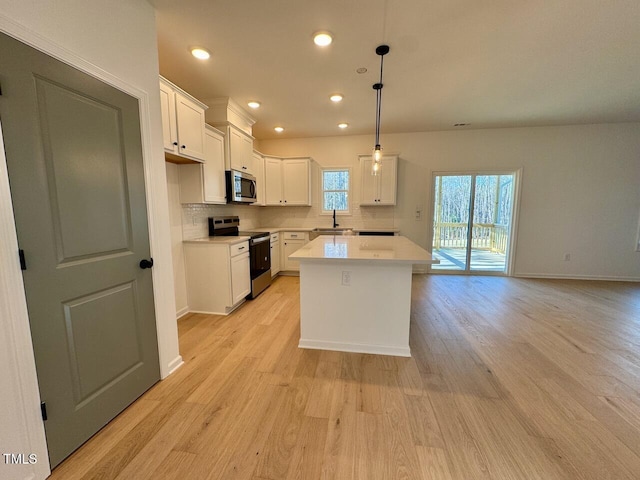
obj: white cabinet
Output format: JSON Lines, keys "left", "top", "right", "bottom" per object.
{"left": 253, "top": 151, "right": 266, "bottom": 206}
{"left": 231, "top": 251, "right": 251, "bottom": 305}
{"left": 282, "top": 231, "right": 309, "bottom": 271}
{"left": 179, "top": 126, "right": 226, "bottom": 204}
{"left": 283, "top": 158, "right": 311, "bottom": 205}
{"left": 159, "top": 76, "right": 207, "bottom": 162}
{"left": 183, "top": 240, "right": 250, "bottom": 314}
{"left": 270, "top": 232, "right": 280, "bottom": 276}
{"left": 359, "top": 154, "right": 398, "bottom": 205}
{"left": 219, "top": 124, "right": 254, "bottom": 174}
{"left": 265, "top": 156, "right": 284, "bottom": 205}
{"left": 264, "top": 157, "right": 311, "bottom": 206}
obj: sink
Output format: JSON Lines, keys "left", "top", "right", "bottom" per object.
{"left": 310, "top": 227, "right": 356, "bottom": 240}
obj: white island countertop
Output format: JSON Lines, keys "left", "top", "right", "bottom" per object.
{"left": 289, "top": 235, "right": 439, "bottom": 265}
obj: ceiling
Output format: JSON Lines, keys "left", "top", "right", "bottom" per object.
{"left": 149, "top": 0, "right": 640, "bottom": 140}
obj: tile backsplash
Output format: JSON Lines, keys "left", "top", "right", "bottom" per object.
{"left": 180, "top": 203, "right": 396, "bottom": 239}
{"left": 181, "top": 203, "right": 260, "bottom": 240}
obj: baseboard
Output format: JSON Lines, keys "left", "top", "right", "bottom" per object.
{"left": 176, "top": 306, "right": 189, "bottom": 320}
{"left": 278, "top": 271, "right": 300, "bottom": 277}
{"left": 299, "top": 338, "right": 410, "bottom": 357}
{"left": 515, "top": 273, "right": 640, "bottom": 282}
{"left": 163, "top": 355, "right": 184, "bottom": 379}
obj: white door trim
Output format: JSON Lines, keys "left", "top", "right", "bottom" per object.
{"left": 0, "top": 13, "right": 182, "bottom": 479}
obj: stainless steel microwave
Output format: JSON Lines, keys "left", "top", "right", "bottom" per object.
{"left": 226, "top": 170, "right": 257, "bottom": 203}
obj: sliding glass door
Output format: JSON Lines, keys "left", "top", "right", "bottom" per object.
{"left": 431, "top": 172, "right": 516, "bottom": 274}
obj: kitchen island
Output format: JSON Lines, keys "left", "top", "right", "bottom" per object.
{"left": 289, "top": 235, "right": 439, "bottom": 357}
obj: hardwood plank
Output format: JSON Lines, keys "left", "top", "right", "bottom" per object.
{"left": 415, "top": 446, "right": 454, "bottom": 480}
{"left": 47, "top": 276, "right": 640, "bottom": 480}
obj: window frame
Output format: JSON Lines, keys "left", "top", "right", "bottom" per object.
{"left": 319, "top": 166, "right": 352, "bottom": 215}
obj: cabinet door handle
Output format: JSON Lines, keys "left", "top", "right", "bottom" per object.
{"left": 238, "top": 246, "right": 245, "bottom": 250}
{"left": 181, "top": 145, "right": 186, "bottom": 149}
{"left": 172, "top": 141, "right": 178, "bottom": 146}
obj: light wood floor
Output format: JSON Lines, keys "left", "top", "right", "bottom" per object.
{"left": 50, "top": 275, "right": 640, "bottom": 480}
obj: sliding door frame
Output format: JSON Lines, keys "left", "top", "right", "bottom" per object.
{"left": 428, "top": 168, "right": 522, "bottom": 276}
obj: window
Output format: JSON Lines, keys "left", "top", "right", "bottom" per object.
{"left": 321, "top": 167, "right": 350, "bottom": 214}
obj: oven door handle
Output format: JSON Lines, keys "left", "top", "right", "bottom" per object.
{"left": 250, "top": 236, "right": 270, "bottom": 245}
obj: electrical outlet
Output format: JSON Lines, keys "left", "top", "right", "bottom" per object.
{"left": 415, "top": 205, "right": 423, "bottom": 220}
{"left": 564, "top": 253, "right": 571, "bottom": 261}
{"left": 341, "top": 271, "right": 351, "bottom": 286}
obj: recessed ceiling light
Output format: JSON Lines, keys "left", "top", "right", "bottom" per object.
{"left": 247, "top": 101, "right": 261, "bottom": 109}
{"left": 338, "top": 123, "right": 349, "bottom": 129}
{"left": 313, "top": 31, "right": 333, "bottom": 47}
{"left": 274, "top": 126, "right": 284, "bottom": 133}
{"left": 356, "top": 67, "right": 368, "bottom": 74}
{"left": 190, "top": 47, "right": 211, "bottom": 60}
{"left": 330, "top": 94, "right": 343, "bottom": 103}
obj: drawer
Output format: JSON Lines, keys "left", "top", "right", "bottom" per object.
{"left": 270, "top": 232, "right": 279, "bottom": 243}
{"left": 230, "top": 241, "right": 249, "bottom": 257}
{"left": 283, "top": 231, "right": 305, "bottom": 240}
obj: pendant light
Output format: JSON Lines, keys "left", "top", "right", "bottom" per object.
{"left": 372, "top": 44, "right": 389, "bottom": 175}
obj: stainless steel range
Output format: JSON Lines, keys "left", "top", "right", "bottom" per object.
{"left": 208, "top": 216, "right": 271, "bottom": 299}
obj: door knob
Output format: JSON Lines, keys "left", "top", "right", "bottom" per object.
{"left": 139, "top": 258, "right": 154, "bottom": 269}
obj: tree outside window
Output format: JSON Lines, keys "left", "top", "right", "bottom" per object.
{"left": 321, "top": 168, "right": 350, "bottom": 214}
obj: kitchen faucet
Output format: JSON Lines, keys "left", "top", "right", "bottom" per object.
{"left": 333, "top": 209, "right": 339, "bottom": 228}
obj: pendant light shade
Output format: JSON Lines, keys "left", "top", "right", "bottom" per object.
{"left": 371, "top": 145, "right": 382, "bottom": 175}
{"left": 371, "top": 45, "right": 390, "bottom": 175}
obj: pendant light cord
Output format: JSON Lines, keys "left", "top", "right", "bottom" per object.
{"left": 375, "top": 54, "right": 385, "bottom": 146}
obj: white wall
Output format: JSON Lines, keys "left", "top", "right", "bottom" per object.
{"left": 0, "top": 1, "right": 181, "bottom": 478}
{"left": 258, "top": 123, "right": 640, "bottom": 280}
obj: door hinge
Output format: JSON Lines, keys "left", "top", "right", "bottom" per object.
{"left": 19, "top": 249, "right": 26, "bottom": 270}
{"left": 41, "top": 402, "right": 47, "bottom": 421}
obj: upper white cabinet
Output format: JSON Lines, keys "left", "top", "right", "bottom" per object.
{"left": 265, "top": 156, "right": 284, "bottom": 205}
{"left": 283, "top": 159, "right": 311, "bottom": 205}
{"left": 224, "top": 125, "right": 254, "bottom": 174}
{"left": 159, "top": 76, "right": 207, "bottom": 162}
{"left": 264, "top": 157, "right": 311, "bottom": 206}
{"left": 253, "top": 151, "right": 266, "bottom": 206}
{"left": 359, "top": 154, "right": 398, "bottom": 205}
{"left": 179, "top": 126, "right": 226, "bottom": 204}
{"left": 205, "top": 98, "right": 256, "bottom": 174}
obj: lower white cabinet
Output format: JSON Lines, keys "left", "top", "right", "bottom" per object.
{"left": 184, "top": 240, "right": 250, "bottom": 314}
{"left": 281, "top": 231, "right": 309, "bottom": 272}
{"left": 230, "top": 252, "right": 251, "bottom": 305}
{"left": 270, "top": 233, "right": 280, "bottom": 276}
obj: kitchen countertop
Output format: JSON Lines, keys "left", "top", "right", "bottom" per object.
{"left": 252, "top": 226, "right": 400, "bottom": 234}
{"left": 183, "top": 236, "right": 250, "bottom": 245}
{"left": 250, "top": 227, "right": 314, "bottom": 233}
{"left": 289, "top": 235, "right": 438, "bottom": 265}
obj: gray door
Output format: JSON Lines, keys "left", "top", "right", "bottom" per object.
{"left": 0, "top": 33, "right": 160, "bottom": 467}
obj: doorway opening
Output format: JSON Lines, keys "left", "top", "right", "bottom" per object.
{"left": 431, "top": 172, "right": 518, "bottom": 274}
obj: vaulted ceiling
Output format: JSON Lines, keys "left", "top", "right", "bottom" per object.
{"left": 149, "top": 0, "right": 640, "bottom": 140}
